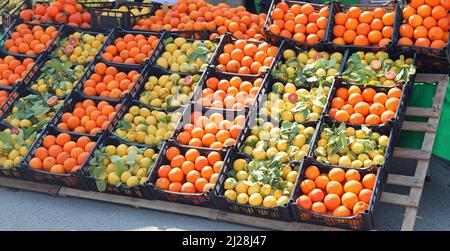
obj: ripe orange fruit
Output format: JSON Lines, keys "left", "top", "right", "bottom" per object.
{"left": 333, "top": 205, "right": 352, "bottom": 216}
{"left": 305, "top": 165, "right": 320, "bottom": 180}
{"left": 326, "top": 181, "right": 343, "bottom": 196}
{"left": 301, "top": 179, "right": 316, "bottom": 194}
{"left": 324, "top": 194, "right": 341, "bottom": 211}
{"left": 328, "top": 168, "right": 345, "bottom": 183}
{"left": 308, "top": 188, "right": 325, "bottom": 203}
{"left": 341, "top": 192, "right": 359, "bottom": 210}
{"left": 297, "top": 195, "right": 312, "bottom": 210}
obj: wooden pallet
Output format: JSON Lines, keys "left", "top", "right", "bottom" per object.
{"left": 380, "top": 74, "right": 449, "bottom": 231}
{"left": 0, "top": 74, "right": 447, "bottom": 231}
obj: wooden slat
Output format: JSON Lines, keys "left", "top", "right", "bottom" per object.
{"left": 58, "top": 187, "right": 220, "bottom": 221}
{"left": 217, "top": 211, "right": 344, "bottom": 231}
{"left": 393, "top": 147, "right": 431, "bottom": 160}
{"left": 380, "top": 192, "right": 419, "bottom": 208}
{"left": 401, "top": 121, "right": 436, "bottom": 133}
{"left": 0, "top": 177, "right": 60, "bottom": 195}
{"left": 414, "top": 73, "right": 448, "bottom": 83}
{"left": 405, "top": 107, "right": 439, "bottom": 118}
{"left": 387, "top": 174, "right": 422, "bottom": 188}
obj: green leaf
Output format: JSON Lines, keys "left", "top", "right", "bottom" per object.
{"left": 95, "top": 179, "right": 107, "bottom": 192}
{"left": 0, "top": 132, "right": 12, "bottom": 145}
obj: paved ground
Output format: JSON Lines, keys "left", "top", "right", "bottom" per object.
{"left": 0, "top": 155, "right": 449, "bottom": 231}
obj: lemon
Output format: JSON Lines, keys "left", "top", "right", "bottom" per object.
{"left": 277, "top": 195, "right": 289, "bottom": 206}
{"left": 3, "top": 159, "right": 14, "bottom": 169}
{"left": 224, "top": 177, "right": 237, "bottom": 190}
{"left": 355, "top": 129, "right": 366, "bottom": 138}
{"left": 19, "top": 146, "right": 28, "bottom": 156}
{"left": 351, "top": 142, "right": 364, "bottom": 154}
{"left": 236, "top": 193, "right": 249, "bottom": 204}
{"left": 13, "top": 156, "right": 22, "bottom": 165}
{"left": 266, "top": 147, "right": 279, "bottom": 159}
{"left": 297, "top": 52, "right": 308, "bottom": 63}
{"left": 368, "top": 150, "right": 380, "bottom": 159}
{"left": 373, "top": 155, "right": 385, "bottom": 165}
{"left": 107, "top": 173, "right": 120, "bottom": 185}
{"left": 236, "top": 170, "right": 249, "bottom": 181}
{"left": 224, "top": 189, "right": 237, "bottom": 201}
{"left": 351, "top": 160, "right": 363, "bottom": 168}
{"left": 126, "top": 176, "right": 139, "bottom": 187}
{"left": 277, "top": 140, "right": 288, "bottom": 152}
{"left": 378, "top": 135, "right": 389, "bottom": 147}
{"left": 116, "top": 144, "right": 128, "bottom": 156}
{"left": 273, "top": 189, "right": 283, "bottom": 199}
{"left": 249, "top": 193, "right": 263, "bottom": 206}
{"left": 328, "top": 154, "right": 340, "bottom": 165}
{"left": 260, "top": 184, "right": 272, "bottom": 197}
{"left": 358, "top": 154, "right": 369, "bottom": 162}
{"left": 233, "top": 159, "right": 247, "bottom": 171}
{"left": 252, "top": 148, "right": 266, "bottom": 160}
{"left": 280, "top": 165, "right": 292, "bottom": 179}
{"left": 105, "top": 163, "right": 115, "bottom": 174}
{"left": 140, "top": 177, "right": 149, "bottom": 185}
{"left": 364, "top": 159, "right": 374, "bottom": 167}
{"left": 263, "top": 196, "right": 277, "bottom": 208}
{"left": 120, "top": 171, "right": 132, "bottom": 184}
{"left": 144, "top": 149, "right": 155, "bottom": 158}
{"left": 283, "top": 49, "right": 296, "bottom": 59}
{"left": 10, "top": 119, "right": 20, "bottom": 127}
{"left": 248, "top": 183, "right": 261, "bottom": 195}
{"left": 235, "top": 182, "right": 249, "bottom": 194}
{"left": 286, "top": 171, "right": 298, "bottom": 183}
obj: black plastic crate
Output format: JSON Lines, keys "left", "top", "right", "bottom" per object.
{"left": 263, "top": 0, "right": 332, "bottom": 48}
{"left": 0, "top": 18, "right": 62, "bottom": 58}
{"left": 270, "top": 39, "right": 346, "bottom": 88}
{"left": 415, "top": 53, "right": 450, "bottom": 74}
{"left": 322, "top": 77, "right": 409, "bottom": 141}
{"left": 170, "top": 102, "right": 247, "bottom": 151}
{"left": 0, "top": 86, "right": 61, "bottom": 129}
{"left": 339, "top": 47, "right": 418, "bottom": 98}
{"left": 19, "top": 125, "right": 101, "bottom": 189}
{"left": 213, "top": 149, "right": 298, "bottom": 221}
{"left": 0, "top": 121, "right": 28, "bottom": 179}
{"left": 110, "top": 99, "right": 184, "bottom": 149}
{"left": 82, "top": 131, "right": 158, "bottom": 199}
{"left": 90, "top": 1, "right": 161, "bottom": 32}
{"left": 129, "top": 64, "right": 198, "bottom": 110}
{"left": 72, "top": 55, "right": 143, "bottom": 102}
{"left": 1, "top": 0, "right": 19, "bottom": 31}
{"left": 148, "top": 139, "right": 227, "bottom": 207}
{"left": 46, "top": 88, "right": 127, "bottom": 137}
{"left": 191, "top": 66, "right": 269, "bottom": 114}
{"left": 290, "top": 157, "right": 383, "bottom": 230}
{"left": 97, "top": 27, "right": 163, "bottom": 68}
{"left": 20, "top": 54, "right": 86, "bottom": 99}
{"left": 392, "top": 0, "right": 450, "bottom": 61}
{"left": 5, "top": 0, "right": 113, "bottom": 29}
{"left": 209, "top": 32, "right": 283, "bottom": 78}
{"left": 49, "top": 24, "right": 109, "bottom": 66}
{"left": 148, "top": 30, "right": 219, "bottom": 76}
{"left": 326, "top": 0, "right": 398, "bottom": 51}
{"left": 254, "top": 73, "right": 334, "bottom": 126}
{"left": 309, "top": 118, "right": 396, "bottom": 182}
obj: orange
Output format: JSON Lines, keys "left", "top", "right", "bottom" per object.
{"left": 365, "top": 114, "right": 381, "bottom": 124}
{"left": 43, "top": 135, "right": 56, "bottom": 148}
{"left": 409, "top": 14, "right": 423, "bottom": 28}
{"left": 185, "top": 149, "right": 200, "bottom": 162}
{"left": 361, "top": 87, "right": 376, "bottom": 102}
{"left": 429, "top": 27, "right": 444, "bottom": 41}
{"left": 358, "top": 189, "right": 373, "bottom": 204}
{"left": 373, "top": 92, "right": 388, "bottom": 104}
{"left": 324, "top": 194, "right": 341, "bottom": 211}
{"left": 344, "top": 180, "right": 363, "bottom": 194}
{"left": 158, "top": 165, "right": 172, "bottom": 178}
{"left": 370, "top": 18, "right": 384, "bottom": 31}
{"left": 311, "top": 202, "right": 327, "bottom": 214}
{"left": 335, "top": 12, "right": 348, "bottom": 25}
{"left": 414, "top": 26, "right": 429, "bottom": 39}
{"left": 354, "top": 35, "right": 369, "bottom": 46}
{"left": 326, "top": 181, "right": 343, "bottom": 196}
{"left": 332, "top": 206, "right": 352, "bottom": 217}
{"left": 370, "top": 103, "right": 386, "bottom": 116}
{"left": 356, "top": 23, "right": 370, "bottom": 36}
{"left": 353, "top": 201, "right": 369, "bottom": 216}
{"left": 348, "top": 93, "right": 364, "bottom": 106}
{"left": 301, "top": 179, "right": 316, "bottom": 194}
{"left": 335, "top": 110, "right": 349, "bottom": 122}
{"left": 166, "top": 147, "right": 180, "bottom": 161}
{"left": 305, "top": 165, "right": 320, "bottom": 180}
{"left": 50, "top": 164, "right": 66, "bottom": 174}
{"left": 56, "top": 133, "right": 71, "bottom": 146}
{"left": 314, "top": 175, "right": 330, "bottom": 190}
{"left": 349, "top": 113, "right": 365, "bottom": 124}
{"left": 345, "top": 18, "right": 359, "bottom": 30}
{"left": 29, "top": 157, "right": 43, "bottom": 170}
{"left": 195, "top": 177, "right": 208, "bottom": 192}
{"left": 432, "top": 6, "right": 447, "bottom": 20}
{"left": 297, "top": 195, "right": 312, "bottom": 210}
{"left": 341, "top": 192, "right": 359, "bottom": 210}
{"left": 207, "top": 152, "right": 221, "bottom": 166}
{"left": 328, "top": 168, "right": 345, "bottom": 182}
{"left": 382, "top": 12, "right": 395, "bottom": 26}
{"left": 331, "top": 97, "right": 345, "bottom": 109}
{"left": 368, "top": 30, "right": 382, "bottom": 44}
{"left": 155, "top": 178, "right": 170, "bottom": 190}
{"left": 359, "top": 11, "right": 374, "bottom": 24}
{"left": 381, "top": 110, "right": 395, "bottom": 123}
{"left": 343, "top": 30, "right": 357, "bottom": 44}
{"left": 168, "top": 168, "right": 184, "bottom": 183}
{"left": 410, "top": 0, "right": 425, "bottom": 8}
{"left": 399, "top": 24, "right": 414, "bottom": 38}
{"left": 345, "top": 169, "right": 361, "bottom": 182}
{"left": 35, "top": 147, "right": 48, "bottom": 161}
{"left": 348, "top": 6, "right": 363, "bottom": 19}
{"left": 308, "top": 188, "right": 325, "bottom": 203}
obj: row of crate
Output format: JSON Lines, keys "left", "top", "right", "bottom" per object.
{"left": 2, "top": 0, "right": 449, "bottom": 63}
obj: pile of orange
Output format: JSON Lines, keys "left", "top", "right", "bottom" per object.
{"left": 399, "top": 0, "right": 449, "bottom": 48}
{"left": 3, "top": 24, "right": 58, "bottom": 55}
{"left": 196, "top": 76, "right": 263, "bottom": 110}
{"left": 101, "top": 34, "right": 159, "bottom": 64}
{"left": 268, "top": 2, "right": 329, "bottom": 44}
{"left": 332, "top": 6, "right": 395, "bottom": 46}
{"left": 83, "top": 62, "right": 139, "bottom": 99}
{"left": 0, "top": 55, "right": 35, "bottom": 86}
{"left": 29, "top": 133, "right": 95, "bottom": 174}
{"left": 132, "top": 0, "right": 267, "bottom": 40}
{"left": 57, "top": 99, "right": 120, "bottom": 135}
{"left": 329, "top": 85, "right": 402, "bottom": 125}
{"left": 19, "top": 0, "right": 91, "bottom": 28}
{"left": 176, "top": 111, "right": 245, "bottom": 149}
{"left": 296, "top": 166, "right": 375, "bottom": 217}
{"left": 216, "top": 40, "right": 278, "bottom": 74}
{"left": 155, "top": 146, "right": 223, "bottom": 193}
